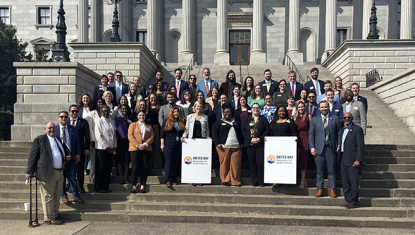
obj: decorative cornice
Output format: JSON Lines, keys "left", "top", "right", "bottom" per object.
{"left": 228, "top": 12, "right": 253, "bottom": 27}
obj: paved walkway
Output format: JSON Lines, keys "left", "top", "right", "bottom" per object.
{"left": 0, "top": 220, "right": 414, "bottom": 235}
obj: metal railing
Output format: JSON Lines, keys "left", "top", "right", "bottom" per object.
{"left": 366, "top": 69, "right": 383, "bottom": 87}
{"left": 182, "top": 56, "right": 195, "bottom": 82}
{"left": 285, "top": 54, "right": 308, "bottom": 84}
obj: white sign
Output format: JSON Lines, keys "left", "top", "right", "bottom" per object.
{"left": 181, "top": 138, "right": 212, "bottom": 184}
{"left": 264, "top": 136, "right": 297, "bottom": 184}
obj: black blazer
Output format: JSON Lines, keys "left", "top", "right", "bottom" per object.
{"left": 258, "top": 79, "right": 279, "bottom": 97}
{"left": 26, "top": 134, "right": 69, "bottom": 182}
{"left": 304, "top": 79, "right": 325, "bottom": 96}
{"left": 340, "top": 96, "right": 368, "bottom": 114}
{"left": 93, "top": 85, "right": 117, "bottom": 106}
{"left": 286, "top": 81, "right": 303, "bottom": 101}
{"left": 338, "top": 123, "right": 365, "bottom": 166}
{"left": 306, "top": 103, "right": 318, "bottom": 117}
{"left": 74, "top": 118, "right": 90, "bottom": 152}
{"left": 241, "top": 115, "right": 270, "bottom": 147}
{"left": 212, "top": 119, "right": 243, "bottom": 146}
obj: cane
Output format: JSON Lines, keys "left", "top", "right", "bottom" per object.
{"left": 28, "top": 176, "right": 39, "bottom": 228}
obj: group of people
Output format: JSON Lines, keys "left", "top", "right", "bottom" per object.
{"left": 26, "top": 67, "right": 368, "bottom": 224}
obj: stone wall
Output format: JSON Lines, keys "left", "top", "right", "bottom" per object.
{"left": 369, "top": 65, "right": 415, "bottom": 134}
{"left": 321, "top": 40, "right": 415, "bottom": 88}
{"left": 70, "top": 43, "right": 161, "bottom": 85}
{"left": 12, "top": 62, "right": 100, "bottom": 141}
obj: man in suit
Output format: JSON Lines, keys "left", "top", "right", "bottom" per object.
{"left": 158, "top": 91, "right": 186, "bottom": 126}
{"left": 109, "top": 71, "right": 129, "bottom": 102}
{"left": 304, "top": 67, "right": 325, "bottom": 96}
{"left": 26, "top": 122, "right": 71, "bottom": 225}
{"left": 316, "top": 80, "right": 340, "bottom": 104}
{"left": 286, "top": 71, "right": 303, "bottom": 101}
{"left": 56, "top": 111, "right": 85, "bottom": 204}
{"left": 337, "top": 112, "right": 365, "bottom": 209}
{"left": 154, "top": 71, "right": 169, "bottom": 91}
{"left": 317, "top": 89, "right": 343, "bottom": 121}
{"left": 196, "top": 68, "right": 219, "bottom": 99}
{"left": 309, "top": 101, "right": 341, "bottom": 198}
{"left": 258, "top": 69, "right": 279, "bottom": 97}
{"left": 168, "top": 68, "right": 189, "bottom": 99}
{"left": 347, "top": 83, "right": 368, "bottom": 114}
{"left": 306, "top": 91, "right": 318, "bottom": 117}
{"left": 133, "top": 76, "right": 148, "bottom": 99}
{"left": 342, "top": 89, "right": 367, "bottom": 135}
{"left": 107, "top": 72, "right": 115, "bottom": 84}
{"left": 69, "top": 105, "right": 90, "bottom": 194}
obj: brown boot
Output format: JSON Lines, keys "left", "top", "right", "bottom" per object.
{"left": 330, "top": 189, "right": 337, "bottom": 198}
{"left": 315, "top": 189, "right": 323, "bottom": 197}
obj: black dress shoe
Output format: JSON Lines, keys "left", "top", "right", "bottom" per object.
{"left": 140, "top": 189, "right": 145, "bottom": 194}
{"left": 131, "top": 188, "right": 137, "bottom": 194}
{"left": 192, "top": 183, "right": 197, "bottom": 186}
{"left": 223, "top": 182, "right": 230, "bottom": 187}
{"left": 99, "top": 190, "right": 107, "bottom": 193}
{"left": 79, "top": 188, "right": 86, "bottom": 194}
{"left": 106, "top": 189, "right": 112, "bottom": 193}
{"left": 198, "top": 184, "right": 203, "bottom": 186}
{"left": 259, "top": 184, "right": 265, "bottom": 187}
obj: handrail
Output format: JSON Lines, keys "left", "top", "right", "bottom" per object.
{"left": 366, "top": 69, "right": 383, "bottom": 87}
{"left": 182, "top": 56, "right": 195, "bottom": 82}
{"left": 285, "top": 54, "right": 308, "bottom": 84}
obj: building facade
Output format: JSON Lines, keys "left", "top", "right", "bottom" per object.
{"left": 1, "top": 0, "right": 414, "bottom": 65}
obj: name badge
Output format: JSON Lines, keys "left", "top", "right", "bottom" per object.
{"left": 222, "top": 123, "right": 227, "bottom": 125}
{"left": 286, "top": 120, "right": 291, "bottom": 123}
{"left": 248, "top": 110, "right": 252, "bottom": 113}
{"left": 278, "top": 95, "right": 281, "bottom": 97}
{"left": 262, "top": 84, "right": 267, "bottom": 86}
{"left": 335, "top": 110, "right": 339, "bottom": 112}
{"left": 354, "top": 107, "right": 358, "bottom": 110}
{"left": 145, "top": 127, "right": 150, "bottom": 132}
{"left": 310, "top": 87, "right": 315, "bottom": 90}
{"left": 249, "top": 123, "right": 254, "bottom": 126}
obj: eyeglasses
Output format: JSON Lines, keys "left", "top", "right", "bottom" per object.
{"left": 308, "top": 96, "right": 315, "bottom": 98}
{"left": 148, "top": 88, "right": 155, "bottom": 90}
{"left": 265, "top": 98, "right": 272, "bottom": 100}
{"left": 116, "top": 75, "right": 122, "bottom": 77}
{"left": 59, "top": 116, "right": 68, "bottom": 119}
{"left": 343, "top": 117, "right": 352, "bottom": 119}
{"left": 70, "top": 110, "right": 79, "bottom": 113}
{"left": 101, "top": 110, "right": 109, "bottom": 113}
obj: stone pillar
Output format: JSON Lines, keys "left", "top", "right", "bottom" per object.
{"left": 77, "top": 0, "right": 88, "bottom": 42}
{"left": 214, "top": 0, "right": 229, "bottom": 64}
{"left": 179, "top": 0, "right": 194, "bottom": 63}
{"left": 400, "top": 0, "right": 413, "bottom": 39}
{"left": 286, "top": 0, "right": 303, "bottom": 64}
{"left": 362, "top": 0, "right": 372, "bottom": 39}
{"left": 250, "top": 0, "right": 266, "bottom": 64}
{"left": 147, "top": 0, "right": 160, "bottom": 59}
{"left": 90, "top": 0, "right": 101, "bottom": 42}
{"left": 322, "top": 0, "right": 337, "bottom": 62}
{"left": 119, "top": 0, "right": 132, "bottom": 41}
{"left": 387, "top": 0, "right": 398, "bottom": 39}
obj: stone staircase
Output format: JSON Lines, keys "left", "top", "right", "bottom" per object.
{"left": 1, "top": 141, "right": 415, "bottom": 228}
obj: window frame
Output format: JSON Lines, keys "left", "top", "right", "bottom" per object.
{"left": 135, "top": 30, "right": 147, "bottom": 45}
{"left": 35, "top": 5, "right": 53, "bottom": 29}
{"left": 0, "top": 6, "right": 11, "bottom": 25}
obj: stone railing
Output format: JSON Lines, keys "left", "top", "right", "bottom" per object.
{"left": 12, "top": 62, "right": 100, "bottom": 141}
{"left": 369, "top": 65, "right": 415, "bottom": 134}
{"left": 321, "top": 40, "right": 415, "bottom": 88}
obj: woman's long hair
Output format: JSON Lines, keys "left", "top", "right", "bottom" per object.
{"left": 146, "top": 93, "right": 160, "bottom": 113}
{"left": 250, "top": 84, "right": 264, "bottom": 99}
{"left": 208, "top": 86, "right": 220, "bottom": 98}
{"left": 78, "top": 93, "right": 91, "bottom": 109}
{"left": 193, "top": 90, "right": 206, "bottom": 105}
{"left": 293, "top": 101, "right": 307, "bottom": 122}
{"left": 178, "top": 89, "right": 192, "bottom": 105}
{"left": 242, "top": 76, "right": 254, "bottom": 92}
{"left": 164, "top": 107, "right": 186, "bottom": 131}
{"left": 274, "top": 106, "right": 289, "bottom": 121}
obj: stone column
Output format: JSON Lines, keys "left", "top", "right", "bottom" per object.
{"left": 322, "top": 0, "right": 337, "bottom": 62}
{"left": 77, "top": 0, "right": 88, "bottom": 42}
{"left": 400, "top": 0, "right": 413, "bottom": 39}
{"left": 362, "top": 0, "right": 372, "bottom": 39}
{"left": 119, "top": 0, "right": 132, "bottom": 41}
{"left": 147, "top": 0, "right": 160, "bottom": 59}
{"left": 286, "top": 0, "right": 303, "bottom": 64}
{"left": 90, "top": 0, "right": 101, "bottom": 42}
{"left": 179, "top": 0, "right": 194, "bottom": 63}
{"left": 251, "top": 0, "right": 266, "bottom": 64}
{"left": 214, "top": 0, "right": 229, "bottom": 64}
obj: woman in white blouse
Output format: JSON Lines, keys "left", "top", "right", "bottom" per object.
{"left": 77, "top": 93, "right": 96, "bottom": 175}
{"left": 103, "top": 91, "right": 117, "bottom": 120}
{"left": 94, "top": 105, "right": 117, "bottom": 193}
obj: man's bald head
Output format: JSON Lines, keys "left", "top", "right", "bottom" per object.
{"left": 44, "top": 122, "right": 56, "bottom": 138}
{"left": 343, "top": 112, "right": 353, "bottom": 125}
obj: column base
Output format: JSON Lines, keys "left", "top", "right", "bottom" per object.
{"left": 321, "top": 49, "right": 335, "bottom": 62}
{"left": 179, "top": 52, "right": 194, "bottom": 64}
{"left": 250, "top": 51, "right": 266, "bottom": 65}
{"left": 214, "top": 52, "right": 230, "bottom": 65}
{"left": 286, "top": 51, "right": 304, "bottom": 65}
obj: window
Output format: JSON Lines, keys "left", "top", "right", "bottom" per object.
{"left": 0, "top": 7, "right": 10, "bottom": 24}
{"left": 229, "top": 30, "right": 251, "bottom": 45}
{"left": 337, "top": 29, "right": 347, "bottom": 47}
{"left": 136, "top": 31, "right": 147, "bottom": 44}
{"left": 398, "top": 1, "right": 401, "bottom": 39}
{"left": 38, "top": 7, "right": 50, "bottom": 25}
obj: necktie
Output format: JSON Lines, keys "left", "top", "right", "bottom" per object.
{"left": 176, "top": 80, "right": 180, "bottom": 97}
{"left": 205, "top": 81, "right": 209, "bottom": 95}
{"left": 267, "top": 81, "right": 270, "bottom": 92}
{"left": 62, "top": 127, "right": 66, "bottom": 144}
{"left": 71, "top": 119, "right": 75, "bottom": 126}
{"left": 323, "top": 117, "right": 329, "bottom": 145}
{"left": 54, "top": 138, "right": 65, "bottom": 164}
{"left": 291, "top": 83, "right": 294, "bottom": 95}
{"left": 315, "top": 81, "right": 320, "bottom": 96}
{"left": 346, "top": 101, "right": 352, "bottom": 105}
{"left": 309, "top": 105, "right": 313, "bottom": 114}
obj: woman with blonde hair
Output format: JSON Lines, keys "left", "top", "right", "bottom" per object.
{"left": 102, "top": 91, "right": 116, "bottom": 119}
{"left": 126, "top": 83, "right": 143, "bottom": 112}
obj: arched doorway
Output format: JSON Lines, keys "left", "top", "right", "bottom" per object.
{"left": 299, "top": 28, "right": 316, "bottom": 63}
{"left": 165, "top": 30, "right": 181, "bottom": 63}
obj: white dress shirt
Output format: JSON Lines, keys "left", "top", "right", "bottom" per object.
{"left": 47, "top": 135, "right": 64, "bottom": 169}
{"left": 312, "top": 79, "right": 321, "bottom": 96}
{"left": 60, "top": 125, "right": 71, "bottom": 147}
{"left": 116, "top": 81, "right": 123, "bottom": 101}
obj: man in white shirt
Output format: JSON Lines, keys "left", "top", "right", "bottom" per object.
{"left": 196, "top": 68, "right": 219, "bottom": 99}
{"left": 316, "top": 80, "right": 340, "bottom": 104}
{"left": 109, "top": 71, "right": 129, "bottom": 102}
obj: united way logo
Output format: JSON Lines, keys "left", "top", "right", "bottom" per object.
{"left": 267, "top": 155, "right": 275, "bottom": 164}
{"left": 184, "top": 156, "right": 192, "bottom": 165}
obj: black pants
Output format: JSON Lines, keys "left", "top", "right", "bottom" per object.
{"left": 341, "top": 159, "right": 360, "bottom": 206}
{"left": 247, "top": 146, "right": 265, "bottom": 185}
{"left": 77, "top": 152, "right": 86, "bottom": 190}
{"left": 95, "top": 149, "right": 113, "bottom": 191}
{"left": 131, "top": 150, "right": 151, "bottom": 186}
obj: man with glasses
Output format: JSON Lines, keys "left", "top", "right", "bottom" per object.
{"left": 306, "top": 91, "right": 318, "bottom": 117}
{"left": 316, "top": 80, "right": 340, "bottom": 104}
{"left": 317, "top": 89, "right": 343, "bottom": 122}
{"left": 154, "top": 71, "right": 169, "bottom": 91}
{"left": 69, "top": 105, "right": 90, "bottom": 194}
{"left": 56, "top": 111, "right": 85, "bottom": 204}
{"left": 337, "top": 112, "right": 364, "bottom": 209}
{"left": 109, "top": 71, "right": 129, "bottom": 101}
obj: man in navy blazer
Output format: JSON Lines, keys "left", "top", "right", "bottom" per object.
{"left": 337, "top": 112, "right": 365, "bottom": 209}
{"left": 196, "top": 68, "right": 219, "bottom": 99}
{"left": 108, "top": 71, "right": 129, "bottom": 102}
{"left": 56, "top": 111, "right": 84, "bottom": 204}
{"left": 168, "top": 68, "right": 189, "bottom": 99}
{"left": 340, "top": 83, "right": 368, "bottom": 114}
{"left": 316, "top": 80, "right": 340, "bottom": 104}
{"left": 303, "top": 67, "right": 325, "bottom": 97}
{"left": 317, "top": 89, "right": 343, "bottom": 123}
{"left": 309, "top": 101, "right": 341, "bottom": 198}
{"left": 306, "top": 91, "right": 318, "bottom": 117}
{"left": 258, "top": 69, "right": 279, "bottom": 97}
{"left": 286, "top": 71, "right": 303, "bottom": 101}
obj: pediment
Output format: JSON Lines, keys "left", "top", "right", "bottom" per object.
{"left": 30, "top": 37, "right": 55, "bottom": 45}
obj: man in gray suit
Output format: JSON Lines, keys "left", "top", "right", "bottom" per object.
{"left": 158, "top": 91, "right": 186, "bottom": 126}
{"left": 309, "top": 101, "right": 341, "bottom": 198}
{"left": 342, "top": 89, "right": 367, "bottom": 135}
{"left": 26, "top": 122, "right": 71, "bottom": 225}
